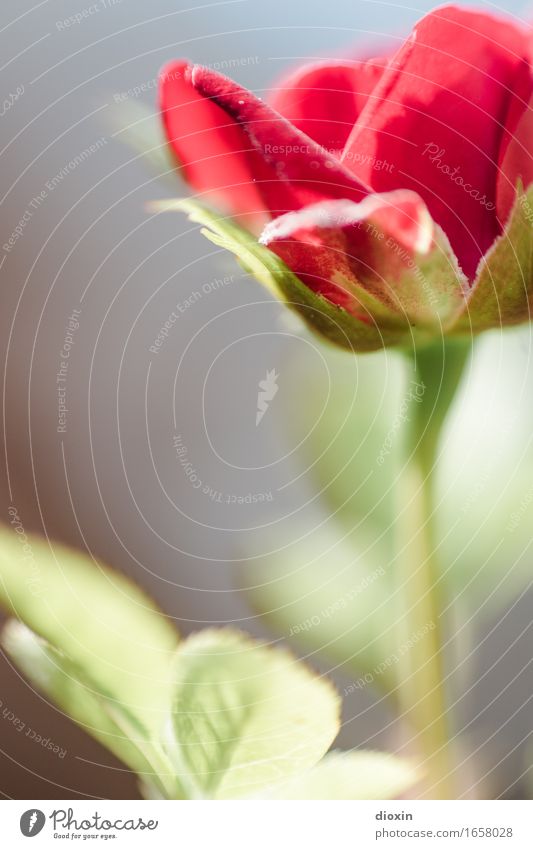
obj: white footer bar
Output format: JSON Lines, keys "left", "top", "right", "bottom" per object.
{"left": 2, "top": 799, "right": 531, "bottom": 848}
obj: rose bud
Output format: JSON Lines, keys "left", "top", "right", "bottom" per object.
{"left": 157, "top": 5, "right": 533, "bottom": 352}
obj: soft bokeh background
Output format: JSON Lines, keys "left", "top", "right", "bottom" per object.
{"left": 1, "top": 0, "right": 532, "bottom": 799}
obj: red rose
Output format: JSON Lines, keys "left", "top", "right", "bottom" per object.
{"left": 158, "top": 5, "right": 533, "bottom": 350}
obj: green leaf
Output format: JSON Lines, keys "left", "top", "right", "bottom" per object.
{"left": 2, "top": 621, "right": 179, "bottom": 799}
{"left": 435, "top": 327, "right": 533, "bottom": 609}
{"left": 273, "top": 345, "right": 407, "bottom": 542}
{"left": 239, "top": 521, "right": 397, "bottom": 693}
{"left": 165, "top": 629, "right": 340, "bottom": 799}
{"left": 255, "top": 750, "right": 420, "bottom": 799}
{"left": 0, "top": 526, "right": 178, "bottom": 739}
{"left": 238, "top": 346, "right": 407, "bottom": 687}
{"left": 151, "top": 198, "right": 408, "bottom": 352}
{"left": 452, "top": 183, "right": 533, "bottom": 333}
{"left": 248, "top": 332, "right": 533, "bottom": 650}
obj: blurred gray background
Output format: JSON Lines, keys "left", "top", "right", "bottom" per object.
{"left": 1, "top": 0, "right": 532, "bottom": 799}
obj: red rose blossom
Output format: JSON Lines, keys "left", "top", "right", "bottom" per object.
{"left": 157, "top": 4, "right": 533, "bottom": 351}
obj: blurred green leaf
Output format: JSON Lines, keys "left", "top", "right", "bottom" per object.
{"left": 240, "top": 521, "right": 397, "bottom": 692}
{"left": 0, "top": 526, "right": 178, "bottom": 738}
{"left": 255, "top": 750, "right": 420, "bottom": 799}
{"left": 242, "top": 330, "right": 533, "bottom": 679}
{"left": 277, "top": 345, "right": 406, "bottom": 543}
{"left": 164, "top": 629, "right": 340, "bottom": 799}
{"left": 106, "top": 99, "right": 178, "bottom": 190}
{"left": 0, "top": 527, "right": 417, "bottom": 801}
{"left": 239, "top": 347, "right": 405, "bottom": 686}
{"left": 280, "top": 337, "right": 533, "bottom": 613}
{"left": 2, "top": 620, "right": 178, "bottom": 798}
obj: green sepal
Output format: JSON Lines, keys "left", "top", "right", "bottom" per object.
{"left": 151, "top": 198, "right": 409, "bottom": 352}
{"left": 452, "top": 183, "right": 533, "bottom": 333}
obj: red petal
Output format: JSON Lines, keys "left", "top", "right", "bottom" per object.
{"left": 188, "top": 65, "right": 369, "bottom": 215}
{"left": 159, "top": 61, "right": 268, "bottom": 224}
{"left": 259, "top": 191, "right": 450, "bottom": 320}
{"left": 268, "top": 58, "right": 387, "bottom": 154}
{"left": 341, "top": 5, "right": 531, "bottom": 279}
{"left": 497, "top": 84, "right": 533, "bottom": 223}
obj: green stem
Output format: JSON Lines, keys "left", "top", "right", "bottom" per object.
{"left": 396, "top": 338, "right": 470, "bottom": 799}
{"left": 397, "top": 455, "right": 454, "bottom": 798}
